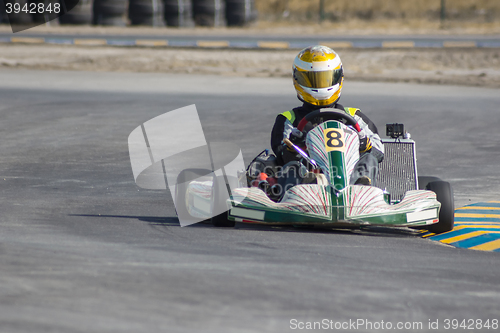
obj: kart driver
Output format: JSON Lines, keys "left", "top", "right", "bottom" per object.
{"left": 270, "top": 45, "right": 384, "bottom": 186}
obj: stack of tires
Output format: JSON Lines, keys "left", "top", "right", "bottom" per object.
{"left": 3, "top": 0, "right": 33, "bottom": 24}
{"left": 92, "top": 0, "right": 127, "bottom": 25}
{"left": 0, "top": 0, "right": 8, "bottom": 23}
{"left": 163, "top": 0, "right": 192, "bottom": 27}
{"left": 59, "top": 0, "right": 93, "bottom": 24}
{"left": 192, "top": 0, "right": 223, "bottom": 26}
{"left": 31, "top": 0, "right": 60, "bottom": 24}
{"left": 225, "top": 0, "right": 255, "bottom": 26}
{"left": 128, "top": 0, "right": 164, "bottom": 26}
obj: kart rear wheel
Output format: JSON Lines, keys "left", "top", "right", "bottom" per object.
{"left": 426, "top": 181, "right": 454, "bottom": 234}
{"left": 211, "top": 175, "right": 236, "bottom": 228}
{"left": 418, "top": 176, "right": 442, "bottom": 190}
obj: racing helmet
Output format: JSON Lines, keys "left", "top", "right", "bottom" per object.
{"left": 293, "top": 45, "right": 344, "bottom": 107}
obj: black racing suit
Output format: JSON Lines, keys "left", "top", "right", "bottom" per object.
{"left": 270, "top": 103, "right": 384, "bottom": 186}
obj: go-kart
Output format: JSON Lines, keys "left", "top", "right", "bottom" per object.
{"left": 175, "top": 109, "right": 454, "bottom": 234}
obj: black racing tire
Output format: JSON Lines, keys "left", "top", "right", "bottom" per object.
{"left": 92, "top": 0, "right": 126, "bottom": 26}
{"left": 193, "top": 14, "right": 214, "bottom": 26}
{"left": 129, "top": 0, "right": 162, "bottom": 13}
{"left": 164, "top": 15, "right": 180, "bottom": 26}
{"left": 60, "top": 11, "right": 92, "bottom": 24}
{"left": 128, "top": 0, "right": 163, "bottom": 25}
{"left": 211, "top": 175, "right": 236, "bottom": 228}
{"left": 225, "top": 0, "right": 253, "bottom": 26}
{"left": 211, "top": 211, "right": 234, "bottom": 227}
{"left": 163, "top": 0, "right": 180, "bottom": 11}
{"left": 0, "top": 0, "right": 7, "bottom": 23}
{"left": 8, "top": 13, "right": 33, "bottom": 24}
{"left": 164, "top": 2, "right": 180, "bottom": 26}
{"left": 226, "top": 12, "right": 245, "bottom": 26}
{"left": 31, "top": 0, "right": 60, "bottom": 23}
{"left": 175, "top": 168, "right": 212, "bottom": 225}
{"left": 163, "top": 0, "right": 180, "bottom": 22}
{"left": 92, "top": 14, "right": 126, "bottom": 25}
{"left": 418, "top": 176, "right": 442, "bottom": 190}
{"left": 129, "top": 3, "right": 154, "bottom": 14}
{"left": 59, "top": 0, "right": 92, "bottom": 24}
{"left": 93, "top": 0, "right": 127, "bottom": 15}
{"left": 129, "top": 16, "right": 153, "bottom": 25}
{"left": 5, "top": 0, "right": 33, "bottom": 24}
{"left": 192, "top": 0, "right": 220, "bottom": 26}
{"left": 192, "top": 0, "right": 216, "bottom": 14}
{"left": 164, "top": 0, "right": 191, "bottom": 26}
{"left": 426, "top": 181, "right": 454, "bottom": 234}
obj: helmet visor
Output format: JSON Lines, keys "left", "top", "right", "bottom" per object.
{"left": 294, "top": 67, "right": 343, "bottom": 89}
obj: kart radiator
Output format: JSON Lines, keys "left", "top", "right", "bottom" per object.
{"left": 376, "top": 139, "right": 418, "bottom": 202}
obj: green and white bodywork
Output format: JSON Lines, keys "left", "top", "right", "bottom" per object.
{"left": 224, "top": 120, "right": 441, "bottom": 228}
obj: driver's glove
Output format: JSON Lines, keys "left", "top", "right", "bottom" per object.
{"left": 291, "top": 127, "right": 303, "bottom": 138}
{"left": 359, "top": 137, "right": 372, "bottom": 153}
{"left": 289, "top": 127, "right": 305, "bottom": 146}
{"left": 358, "top": 129, "right": 372, "bottom": 153}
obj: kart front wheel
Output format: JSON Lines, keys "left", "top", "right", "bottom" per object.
{"left": 211, "top": 212, "right": 235, "bottom": 227}
{"left": 426, "top": 181, "right": 455, "bottom": 234}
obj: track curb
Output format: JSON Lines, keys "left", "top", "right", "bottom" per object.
{"left": 422, "top": 201, "right": 500, "bottom": 252}
{"left": 2, "top": 36, "right": 500, "bottom": 49}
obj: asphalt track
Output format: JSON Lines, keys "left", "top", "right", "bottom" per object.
{"left": 1, "top": 69, "right": 500, "bottom": 332}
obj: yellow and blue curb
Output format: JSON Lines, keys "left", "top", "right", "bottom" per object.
{"left": 2, "top": 36, "right": 500, "bottom": 49}
{"left": 422, "top": 201, "right": 500, "bottom": 252}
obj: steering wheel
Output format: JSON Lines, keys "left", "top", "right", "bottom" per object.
{"left": 297, "top": 109, "right": 361, "bottom": 133}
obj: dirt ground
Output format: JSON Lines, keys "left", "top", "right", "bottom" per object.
{"left": 1, "top": 42, "right": 499, "bottom": 88}
{"left": 1, "top": 23, "right": 500, "bottom": 88}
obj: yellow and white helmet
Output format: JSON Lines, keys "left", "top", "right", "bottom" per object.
{"left": 293, "top": 45, "right": 344, "bottom": 106}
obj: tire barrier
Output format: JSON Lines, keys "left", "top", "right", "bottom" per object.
{"left": 3, "top": 0, "right": 33, "bottom": 24}
{"left": 59, "top": 0, "right": 92, "bottom": 24}
{"left": 0, "top": 0, "right": 8, "bottom": 23}
{"left": 31, "top": 0, "right": 60, "bottom": 24}
{"left": 92, "top": 0, "right": 127, "bottom": 26}
{"left": 1, "top": 0, "right": 258, "bottom": 28}
{"left": 163, "top": 0, "right": 192, "bottom": 27}
{"left": 192, "top": 0, "right": 223, "bottom": 27}
{"left": 128, "top": 0, "right": 164, "bottom": 26}
{"left": 225, "top": 0, "right": 255, "bottom": 26}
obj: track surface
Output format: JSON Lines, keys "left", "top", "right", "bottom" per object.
{"left": 1, "top": 70, "right": 499, "bottom": 332}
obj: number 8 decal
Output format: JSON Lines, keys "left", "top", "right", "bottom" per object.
{"left": 324, "top": 128, "right": 345, "bottom": 152}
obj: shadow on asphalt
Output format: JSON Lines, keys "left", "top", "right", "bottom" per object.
{"left": 234, "top": 223, "right": 422, "bottom": 238}
{"left": 69, "top": 214, "right": 180, "bottom": 226}
{"left": 69, "top": 214, "right": 423, "bottom": 238}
